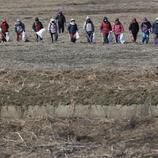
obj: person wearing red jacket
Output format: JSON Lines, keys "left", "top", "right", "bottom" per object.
{"left": 112, "top": 18, "right": 124, "bottom": 43}
{"left": 100, "top": 17, "right": 112, "bottom": 44}
{"left": 0, "top": 18, "right": 9, "bottom": 42}
{"left": 32, "top": 17, "right": 44, "bottom": 42}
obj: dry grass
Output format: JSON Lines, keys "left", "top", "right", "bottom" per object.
{"left": 0, "top": 69, "right": 158, "bottom": 107}
{"left": 0, "top": 117, "right": 158, "bottom": 158}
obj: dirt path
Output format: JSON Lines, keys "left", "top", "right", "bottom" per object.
{"left": 0, "top": 42, "right": 158, "bottom": 70}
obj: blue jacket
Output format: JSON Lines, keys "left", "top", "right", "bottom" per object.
{"left": 152, "top": 21, "right": 158, "bottom": 34}
{"left": 141, "top": 21, "right": 151, "bottom": 34}
{"left": 68, "top": 23, "right": 78, "bottom": 34}
{"left": 15, "top": 21, "right": 25, "bottom": 33}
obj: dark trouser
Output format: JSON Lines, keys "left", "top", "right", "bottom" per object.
{"left": 69, "top": 33, "right": 76, "bottom": 43}
{"left": 50, "top": 33, "right": 58, "bottom": 43}
{"left": 1, "top": 32, "right": 6, "bottom": 42}
{"left": 58, "top": 24, "right": 64, "bottom": 33}
{"left": 132, "top": 32, "right": 138, "bottom": 42}
{"left": 16, "top": 32, "right": 22, "bottom": 41}
{"left": 36, "top": 34, "right": 43, "bottom": 42}
{"left": 86, "top": 31, "right": 93, "bottom": 43}
{"left": 103, "top": 33, "right": 109, "bottom": 44}
{"left": 142, "top": 32, "right": 149, "bottom": 44}
{"left": 115, "top": 34, "right": 120, "bottom": 43}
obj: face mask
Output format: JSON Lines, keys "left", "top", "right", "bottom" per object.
{"left": 71, "top": 21, "right": 75, "bottom": 25}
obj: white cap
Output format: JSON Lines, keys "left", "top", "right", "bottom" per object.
{"left": 70, "top": 19, "right": 75, "bottom": 22}
{"left": 86, "top": 16, "right": 90, "bottom": 20}
{"left": 17, "top": 19, "right": 20, "bottom": 22}
{"left": 51, "top": 18, "right": 55, "bottom": 22}
{"left": 156, "top": 17, "right": 158, "bottom": 20}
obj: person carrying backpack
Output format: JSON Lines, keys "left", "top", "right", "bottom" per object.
{"left": 129, "top": 18, "right": 139, "bottom": 42}
{"left": 48, "top": 18, "right": 58, "bottom": 43}
{"left": 100, "top": 17, "right": 112, "bottom": 44}
{"left": 141, "top": 17, "right": 151, "bottom": 44}
{"left": 83, "top": 16, "right": 95, "bottom": 43}
{"left": 15, "top": 19, "right": 25, "bottom": 41}
{"left": 152, "top": 17, "right": 158, "bottom": 45}
{"left": 0, "top": 18, "right": 9, "bottom": 42}
{"left": 32, "top": 17, "right": 44, "bottom": 42}
{"left": 68, "top": 19, "right": 78, "bottom": 43}
{"left": 112, "top": 18, "right": 124, "bottom": 43}
{"left": 55, "top": 11, "right": 66, "bottom": 33}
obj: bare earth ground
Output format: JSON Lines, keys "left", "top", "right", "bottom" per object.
{"left": 0, "top": 0, "right": 158, "bottom": 157}
{"left": 0, "top": 117, "right": 158, "bottom": 158}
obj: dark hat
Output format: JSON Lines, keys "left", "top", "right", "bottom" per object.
{"left": 58, "top": 11, "right": 63, "bottom": 15}
{"left": 35, "top": 17, "right": 39, "bottom": 21}
{"left": 143, "top": 17, "right": 148, "bottom": 22}
{"left": 103, "top": 16, "right": 108, "bottom": 21}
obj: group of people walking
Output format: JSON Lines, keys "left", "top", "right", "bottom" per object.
{"left": 0, "top": 11, "right": 66, "bottom": 43}
{"left": 1, "top": 11, "right": 158, "bottom": 45}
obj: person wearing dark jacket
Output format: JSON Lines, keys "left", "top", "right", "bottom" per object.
{"left": 83, "top": 16, "right": 95, "bottom": 43}
{"left": 0, "top": 18, "right": 9, "bottom": 42}
{"left": 100, "top": 17, "right": 112, "bottom": 44}
{"left": 55, "top": 11, "right": 66, "bottom": 33}
{"left": 15, "top": 19, "right": 25, "bottom": 41}
{"left": 32, "top": 17, "right": 44, "bottom": 42}
{"left": 152, "top": 18, "right": 158, "bottom": 45}
{"left": 141, "top": 17, "right": 151, "bottom": 44}
{"left": 129, "top": 18, "right": 139, "bottom": 42}
{"left": 68, "top": 19, "right": 78, "bottom": 43}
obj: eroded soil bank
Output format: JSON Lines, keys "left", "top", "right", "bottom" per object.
{"left": 0, "top": 69, "right": 158, "bottom": 119}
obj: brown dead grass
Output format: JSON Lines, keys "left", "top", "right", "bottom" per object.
{"left": 0, "top": 69, "right": 158, "bottom": 107}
